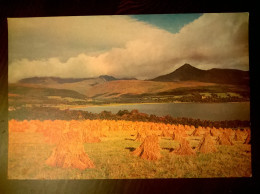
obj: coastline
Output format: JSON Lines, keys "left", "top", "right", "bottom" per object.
{"left": 69, "top": 101, "right": 250, "bottom": 110}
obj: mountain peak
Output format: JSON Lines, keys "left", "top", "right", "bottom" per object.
{"left": 182, "top": 63, "right": 193, "bottom": 68}
{"left": 172, "top": 63, "right": 202, "bottom": 76}
{"left": 150, "top": 63, "right": 249, "bottom": 85}
{"left": 99, "top": 75, "right": 117, "bottom": 81}
{"left": 177, "top": 63, "right": 198, "bottom": 71}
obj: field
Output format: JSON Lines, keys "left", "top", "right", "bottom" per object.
{"left": 8, "top": 119, "right": 251, "bottom": 179}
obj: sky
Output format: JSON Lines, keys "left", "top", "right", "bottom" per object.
{"left": 8, "top": 13, "right": 249, "bottom": 82}
{"left": 132, "top": 14, "right": 202, "bottom": 33}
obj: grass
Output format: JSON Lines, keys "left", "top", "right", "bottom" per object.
{"left": 200, "top": 93, "right": 212, "bottom": 97}
{"left": 47, "top": 96, "right": 86, "bottom": 102}
{"left": 227, "top": 92, "right": 242, "bottom": 97}
{"left": 8, "top": 129, "right": 251, "bottom": 179}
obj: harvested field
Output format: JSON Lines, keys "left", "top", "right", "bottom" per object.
{"left": 132, "top": 135, "right": 161, "bottom": 160}
{"left": 171, "top": 137, "right": 195, "bottom": 156}
{"left": 196, "top": 133, "right": 217, "bottom": 153}
{"left": 8, "top": 119, "right": 251, "bottom": 179}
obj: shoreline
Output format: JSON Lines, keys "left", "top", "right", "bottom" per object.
{"left": 69, "top": 101, "right": 250, "bottom": 110}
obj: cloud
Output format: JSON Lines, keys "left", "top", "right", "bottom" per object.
{"left": 173, "top": 13, "right": 249, "bottom": 69}
{"left": 8, "top": 16, "right": 166, "bottom": 62}
{"left": 8, "top": 13, "right": 249, "bottom": 82}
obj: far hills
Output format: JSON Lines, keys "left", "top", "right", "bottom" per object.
{"left": 18, "top": 75, "right": 136, "bottom": 95}
{"left": 9, "top": 64, "right": 250, "bottom": 103}
{"left": 18, "top": 63, "right": 250, "bottom": 87}
{"left": 150, "top": 63, "right": 249, "bottom": 85}
{"left": 19, "top": 75, "right": 136, "bottom": 84}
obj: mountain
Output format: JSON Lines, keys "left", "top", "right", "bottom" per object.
{"left": 150, "top": 63, "right": 249, "bottom": 85}
{"left": 15, "top": 64, "right": 249, "bottom": 100}
{"left": 19, "top": 76, "right": 117, "bottom": 84}
{"left": 17, "top": 75, "right": 137, "bottom": 95}
{"left": 9, "top": 83, "right": 87, "bottom": 99}
{"left": 85, "top": 80, "right": 216, "bottom": 98}
{"left": 99, "top": 75, "right": 117, "bottom": 81}
{"left": 18, "top": 77, "right": 106, "bottom": 94}
{"left": 19, "top": 75, "right": 136, "bottom": 84}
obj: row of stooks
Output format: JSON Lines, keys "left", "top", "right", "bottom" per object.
{"left": 9, "top": 119, "right": 250, "bottom": 170}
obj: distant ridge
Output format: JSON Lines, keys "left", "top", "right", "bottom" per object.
{"left": 18, "top": 75, "right": 136, "bottom": 84}
{"left": 150, "top": 63, "right": 249, "bottom": 85}
{"left": 18, "top": 77, "right": 92, "bottom": 84}
{"left": 99, "top": 75, "right": 117, "bottom": 81}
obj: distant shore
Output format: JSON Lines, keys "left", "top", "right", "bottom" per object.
{"left": 67, "top": 101, "right": 250, "bottom": 110}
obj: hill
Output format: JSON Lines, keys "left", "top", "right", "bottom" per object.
{"left": 13, "top": 65, "right": 250, "bottom": 103}
{"left": 18, "top": 75, "right": 137, "bottom": 84}
{"left": 19, "top": 77, "right": 92, "bottom": 84}
{"left": 150, "top": 64, "right": 249, "bottom": 85}
{"left": 18, "top": 75, "right": 136, "bottom": 94}
{"left": 9, "top": 83, "right": 87, "bottom": 99}
{"left": 85, "top": 80, "right": 216, "bottom": 98}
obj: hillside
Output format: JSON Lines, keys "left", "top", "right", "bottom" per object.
{"left": 18, "top": 75, "right": 136, "bottom": 94}
{"left": 85, "top": 80, "right": 216, "bottom": 98}
{"left": 13, "top": 64, "right": 250, "bottom": 103}
{"left": 9, "top": 83, "right": 87, "bottom": 98}
{"left": 151, "top": 64, "right": 249, "bottom": 85}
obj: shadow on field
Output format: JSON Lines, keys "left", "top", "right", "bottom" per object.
{"left": 125, "top": 147, "right": 135, "bottom": 152}
{"left": 162, "top": 147, "right": 174, "bottom": 152}
{"left": 125, "top": 138, "right": 135, "bottom": 141}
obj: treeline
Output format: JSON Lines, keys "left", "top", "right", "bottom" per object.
{"left": 9, "top": 107, "right": 250, "bottom": 129}
{"left": 114, "top": 93, "right": 249, "bottom": 104}
{"left": 173, "top": 94, "right": 248, "bottom": 103}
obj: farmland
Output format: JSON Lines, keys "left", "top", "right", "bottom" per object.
{"left": 8, "top": 119, "right": 251, "bottom": 179}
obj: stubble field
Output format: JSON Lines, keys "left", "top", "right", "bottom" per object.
{"left": 8, "top": 119, "right": 251, "bottom": 179}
